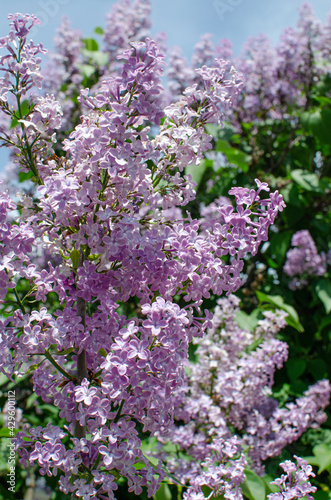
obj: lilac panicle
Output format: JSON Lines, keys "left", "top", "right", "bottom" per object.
{"left": 284, "top": 230, "right": 327, "bottom": 289}
{"left": 0, "top": 13, "right": 46, "bottom": 102}
{"left": 154, "top": 295, "right": 330, "bottom": 495}
{"left": 104, "top": 0, "right": 152, "bottom": 62}
{"left": 267, "top": 455, "right": 317, "bottom": 500}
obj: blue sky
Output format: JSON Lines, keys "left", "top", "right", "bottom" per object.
{"left": 0, "top": 0, "right": 330, "bottom": 57}
{"left": 0, "top": 0, "right": 330, "bottom": 170}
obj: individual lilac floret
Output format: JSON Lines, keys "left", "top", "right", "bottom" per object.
{"left": 284, "top": 230, "right": 326, "bottom": 289}
{"left": 267, "top": 455, "right": 317, "bottom": 500}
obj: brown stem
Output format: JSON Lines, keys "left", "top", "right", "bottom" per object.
{"left": 74, "top": 250, "right": 88, "bottom": 439}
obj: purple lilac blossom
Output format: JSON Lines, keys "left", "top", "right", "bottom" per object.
{"left": 166, "top": 3, "right": 330, "bottom": 128}
{"left": 267, "top": 455, "right": 317, "bottom": 500}
{"left": 284, "top": 230, "right": 327, "bottom": 289}
{"left": 153, "top": 295, "right": 330, "bottom": 494}
{"left": 0, "top": 7, "right": 320, "bottom": 500}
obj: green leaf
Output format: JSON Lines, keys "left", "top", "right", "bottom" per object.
{"left": 26, "top": 392, "right": 39, "bottom": 409}
{"left": 255, "top": 292, "right": 304, "bottom": 332}
{"left": 314, "top": 490, "right": 330, "bottom": 500}
{"left": 204, "top": 122, "right": 235, "bottom": 141}
{"left": 18, "top": 170, "right": 34, "bottom": 183}
{"left": 204, "top": 123, "right": 220, "bottom": 138}
{"left": 38, "top": 404, "right": 59, "bottom": 416}
{"left": 185, "top": 160, "right": 207, "bottom": 189}
{"left": 312, "top": 444, "right": 331, "bottom": 473}
{"left": 216, "top": 139, "right": 250, "bottom": 172}
{"left": 286, "top": 358, "right": 306, "bottom": 381}
{"left": 82, "top": 38, "right": 99, "bottom": 51}
{"left": 0, "top": 428, "right": 18, "bottom": 437}
{"left": 301, "top": 109, "right": 331, "bottom": 145}
{"left": 261, "top": 475, "right": 279, "bottom": 494}
{"left": 291, "top": 169, "right": 322, "bottom": 192}
{"left": 315, "top": 75, "right": 331, "bottom": 95}
{"left": 94, "top": 26, "right": 104, "bottom": 35}
{"left": 280, "top": 182, "right": 305, "bottom": 207}
{"left": 98, "top": 348, "right": 108, "bottom": 358}
{"left": 0, "top": 373, "right": 9, "bottom": 387}
{"left": 308, "top": 358, "right": 327, "bottom": 379}
{"left": 153, "top": 483, "right": 172, "bottom": 500}
{"left": 216, "top": 139, "right": 234, "bottom": 153}
{"left": 235, "top": 309, "right": 259, "bottom": 333}
{"left": 315, "top": 279, "right": 331, "bottom": 313}
{"left": 241, "top": 469, "right": 266, "bottom": 500}
{"left": 269, "top": 232, "right": 292, "bottom": 264}
{"left": 10, "top": 99, "right": 31, "bottom": 128}
{"left": 27, "top": 360, "right": 44, "bottom": 373}
{"left": 318, "top": 314, "right": 331, "bottom": 332}
{"left": 304, "top": 455, "right": 320, "bottom": 466}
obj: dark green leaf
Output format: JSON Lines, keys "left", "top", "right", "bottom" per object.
{"left": 241, "top": 469, "right": 266, "bottom": 500}
{"left": 308, "top": 358, "right": 327, "bottom": 380}
{"left": 286, "top": 358, "right": 306, "bottom": 381}
{"left": 315, "top": 279, "right": 331, "bottom": 313}
{"left": 314, "top": 491, "right": 330, "bottom": 500}
{"left": 153, "top": 483, "right": 172, "bottom": 500}
{"left": 269, "top": 232, "right": 291, "bottom": 264}
{"left": 291, "top": 169, "right": 321, "bottom": 192}
{"left": 315, "top": 75, "right": 331, "bottom": 95}
{"left": 301, "top": 109, "right": 331, "bottom": 145}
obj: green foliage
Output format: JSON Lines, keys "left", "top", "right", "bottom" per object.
{"left": 241, "top": 469, "right": 266, "bottom": 500}
{"left": 153, "top": 483, "right": 172, "bottom": 500}
{"left": 82, "top": 38, "right": 99, "bottom": 51}
{"left": 315, "top": 279, "right": 331, "bottom": 314}
{"left": 255, "top": 291, "right": 304, "bottom": 332}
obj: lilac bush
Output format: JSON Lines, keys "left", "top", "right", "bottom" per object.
{"left": 0, "top": 10, "right": 288, "bottom": 500}
{"left": 154, "top": 295, "right": 330, "bottom": 498}
{"left": 166, "top": 2, "right": 331, "bottom": 127}
{"left": 284, "top": 230, "right": 327, "bottom": 289}
{"left": 0, "top": 4, "right": 329, "bottom": 500}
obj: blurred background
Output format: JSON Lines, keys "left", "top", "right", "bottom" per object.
{"left": 0, "top": 0, "right": 330, "bottom": 170}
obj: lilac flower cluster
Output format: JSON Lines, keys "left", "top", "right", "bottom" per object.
{"left": 104, "top": 0, "right": 152, "bottom": 62}
{"left": 166, "top": 3, "right": 331, "bottom": 126}
{"left": 0, "top": 13, "right": 46, "bottom": 103}
{"left": 0, "top": 13, "right": 63, "bottom": 176}
{"left": 42, "top": 16, "right": 84, "bottom": 131}
{"left": 0, "top": 10, "right": 290, "bottom": 499}
{"left": 154, "top": 295, "right": 330, "bottom": 496}
{"left": 284, "top": 230, "right": 327, "bottom": 289}
{"left": 267, "top": 456, "right": 317, "bottom": 500}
